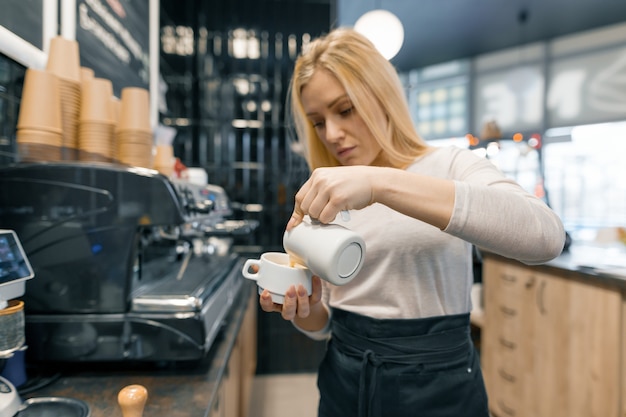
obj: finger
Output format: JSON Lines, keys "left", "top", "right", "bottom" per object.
{"left": 318, "top": 201, "right": 343, "bottom": 224}
{"left": 296, "top": 284, "right": 310, "bottom": 318}
{"left": 260, "top": 289, "right": 280, "bottom": 313}
{"left": 281, "top": 286, "right": 298, "bottom": 320}
{"left": 296, "top": 178, "right": 320, "bottom": 218}
{"left": 287, "top": 182, "right": 310, "bottom": 230}
{"left": 310, "top": 276, "right": 323, "bottom": 305}
{"left": 302, "top": 188, "right": 328, "bottom": 221}
{"left": 286, "top": 207, "right": 304, "bottom": 231}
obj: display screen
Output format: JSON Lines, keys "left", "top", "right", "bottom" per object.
{"left": 0, "top": 231, "right": 34, "bottom": 285}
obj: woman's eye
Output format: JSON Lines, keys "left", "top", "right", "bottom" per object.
{"left": 340, "top": 107, "right": 353, "bottom": 116}
{"left": 311, "top": 120, "right": 324, "bottom": 128}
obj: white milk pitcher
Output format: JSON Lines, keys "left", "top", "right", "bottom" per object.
{"left": 283, "top": 219, "right": 365, "bottom": 286}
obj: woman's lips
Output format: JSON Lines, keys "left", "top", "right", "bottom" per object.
{"left": 336, "top": 146, "right": 355, "bottom": 158}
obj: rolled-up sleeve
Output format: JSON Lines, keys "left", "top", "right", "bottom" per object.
{"left": 443, "top": 151, "right": 565, "bottom": 265}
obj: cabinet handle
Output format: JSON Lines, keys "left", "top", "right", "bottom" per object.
{"left": 498, "top": 399, "right": 517, "bottom": 416}
{"left": 537, "top": 280, "right": 547, "bottom": 315}
{"left": 498, "top": 368, "right": 517, "bottom": 383}
{"left": 499, "top": 305, "right": 517, "bottom": 316}
{"left": 499, "top": 337, "right": 517, "bottom": 349}
{"left": 500, "top": 273, "right": 516, "bottom": 283}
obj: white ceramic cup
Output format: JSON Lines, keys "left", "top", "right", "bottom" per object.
{"left": 283, "top": 220, "right": 365, "bottom": 286}
{"left": 242, "top": 252, "right": 312, "bottom": 303}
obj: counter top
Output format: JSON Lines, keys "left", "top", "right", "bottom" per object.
{"left": 484, "top": 243, "right": 626, "bottom": 290}
{"left": 18, "top": 281, "right": 255, "bottom": 417}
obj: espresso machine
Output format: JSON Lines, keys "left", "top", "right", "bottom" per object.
{"left": 0, "top": 162, "right": 254, "bottom": 363}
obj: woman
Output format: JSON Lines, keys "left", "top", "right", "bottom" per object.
{"left": 259, "top": 28, "right": 565, "bottom": 417}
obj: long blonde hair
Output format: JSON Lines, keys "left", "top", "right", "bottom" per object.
{"left": 289, "top": 28, "right": 430, "bottom": 170}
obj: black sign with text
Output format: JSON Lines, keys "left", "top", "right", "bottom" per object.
{"left": 0, "top": 0, "right": 43, "bottom": 49}
{"left": 76, "top": 0, "right": 150, "bottom": 97}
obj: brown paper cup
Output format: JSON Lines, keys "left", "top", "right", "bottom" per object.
{"left": 46, "top": 36, "right": 81, "bottom": 82}
{"left": 110, "top": 97, "right": 121, "bottom": 160}
{"left": 118, "top": 87, "right": 151, "bottom": 132}
{"left": 118, "top": 141, "right": 153, "bottom": 168}
{"left": 58, "top": 78, "right": 81, "bottom": 153}
{"left": 80, "top": 67, "right": 95, "bottom": 82}
{"left": 117, "top": 130, "right": 153, "bottom": 145}
{"left": 17, "top": 68, "right": 62, "bottom": 133}
{"left": 80, "top": 78, "right": 114, "bottom": 123}
{"left": 110, "top": 96, "right": 121, "bottom": 125}
{"left": 153, "top": 144, "right": 175, "bottom": 176}
{"left": 16, "top": 128, "right": 63, "bottom": 146}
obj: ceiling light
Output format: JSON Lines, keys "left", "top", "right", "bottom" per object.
{"left": 354, "top": 9, "right": 404, "bottom": 60}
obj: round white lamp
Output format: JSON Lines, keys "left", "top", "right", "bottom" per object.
{"left": 354, "top": 9, "right": 404, "bottom": 60}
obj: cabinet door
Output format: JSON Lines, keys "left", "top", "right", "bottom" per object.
{"left": 483, "top": 258, "right": 537, "bottom": 417}
{"left": 240, "top": 292, "right": 258, "bottom": 417}
{"left": 532, "top": 272, "right": 622, "bottom": 417}
{"left": 482, "top": 258, "right": 505, "bottom": 409}
{"left": 224, "top": 338, "right": 242, "bottom": 417}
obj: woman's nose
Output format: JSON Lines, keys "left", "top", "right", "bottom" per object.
{"left": 324, "top": 119, "right": 344, "bottom": 143}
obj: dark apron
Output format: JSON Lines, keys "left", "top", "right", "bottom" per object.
{"left": 317, "top": 308, "right": 489, "bottom": 417}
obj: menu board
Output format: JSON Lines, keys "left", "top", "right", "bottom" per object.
{"left": 472, "top": 64, "right": 544, "bottom": 134}
{"left": 405, "top": 60, "right": 470, "bottom": 140}
{"left": 0, "top": 0, "right": 43, "bottom": 49}
{"left": 75, "top": 0, "right": 149, "bottom": 97}
{"left": 547, "top": 45, "right": 626, "bottom": 128}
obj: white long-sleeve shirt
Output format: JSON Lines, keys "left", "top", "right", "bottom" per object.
{"left": 295, "top": 145, "right": 565, "bottom": 338}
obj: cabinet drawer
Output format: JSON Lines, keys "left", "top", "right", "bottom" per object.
{"left": 492, "top": 396, "right": 519, "bottom": 417}
{"left": 490, "top": 368, "right": 520, "bottom": 417}
{"left": 484, "top": 260, "right": 526, "bottom": 308}
{"left": 494, "top": 334, "right": 519, "bottom": 358}
{"left": 485, "top": 313, "right": 523, "bottom": 354}
{"left": 496, "top": 366, "right": 520, "bottom": 416}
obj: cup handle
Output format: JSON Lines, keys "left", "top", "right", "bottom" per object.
{"left": 242, "top": 259, "right": 260, "bottom": 281}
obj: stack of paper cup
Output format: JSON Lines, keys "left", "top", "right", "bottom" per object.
{"left": 78, "top": 78, "right": 115, "bottom": 162}
{"left": 117, "top": 87, "right": 153, "bottom": 168}
{"left": 110, "top": 96, "right": 121, "bottom": 162}
{"left": 16, "top": 68, "right": 63, "bottom": 161}
{"left": 153, "top": 144, "right": 175, "bottom": 176}
{"left": 80, "top": 66, "right": 94, "bottom": 82}
{"left": 45, "top": 36, "right": 81, "bottom": 160}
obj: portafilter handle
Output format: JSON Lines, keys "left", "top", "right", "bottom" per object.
{"left": 118, "top": 385, "right": 148, "bottom": 417}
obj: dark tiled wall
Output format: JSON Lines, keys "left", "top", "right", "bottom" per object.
{"left": 0, "top": 54, "right": 25, "bottom": 167}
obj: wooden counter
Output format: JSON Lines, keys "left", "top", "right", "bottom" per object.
{"left": 19, "top": 281, "right": 257, "bottom": 417}
{"left": 480, "top": 252, "right": 625, "bottom": 417}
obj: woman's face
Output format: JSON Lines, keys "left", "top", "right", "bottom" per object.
{"left": 300, "top": 68, "right": 386, "bottom": 166}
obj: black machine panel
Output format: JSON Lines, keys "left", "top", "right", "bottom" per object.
{"left": 0, "top": 162, "right": 248, "bottom": 362}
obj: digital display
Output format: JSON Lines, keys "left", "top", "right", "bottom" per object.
{"left": 0, "top": 231, "right": 34, "bottom": 285}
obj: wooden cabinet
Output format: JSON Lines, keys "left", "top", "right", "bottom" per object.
{"left": 224, "top": 337, "right": 243, "bottom": 417}
{"left": 482, "top": 258, "right": 536, "bottom": 416}
{"left": 482, "top": 255, "right": 624, "bottom": 417}
{"left": 239, "top": 290, "right": 258, "bottom": 417}
{"left": 209, "top": 291, "right": 258, "bottom": 417}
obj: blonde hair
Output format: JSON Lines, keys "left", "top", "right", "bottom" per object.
{"left": 289, "top": 27, "right": 430, "bottom": 170}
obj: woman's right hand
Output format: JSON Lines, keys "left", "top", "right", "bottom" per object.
{"left": 259, "top": 275, "right": 323, "bottom": 321}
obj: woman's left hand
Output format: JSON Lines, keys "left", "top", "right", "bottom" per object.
{"left": 259, "top": 276, "right": 323, "bottom": 321}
